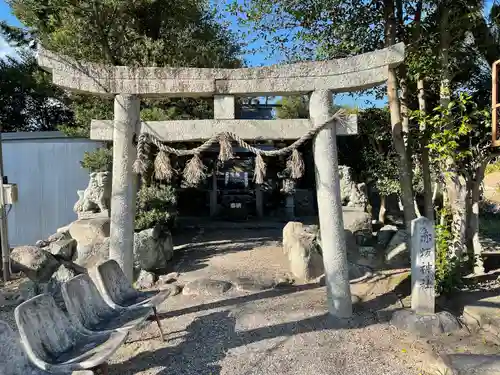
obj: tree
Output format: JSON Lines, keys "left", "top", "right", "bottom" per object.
{"left": 276, "top": 96, "right": 309, "bottom": 119}
{"left": 3, "top": 0, "right": 243, "bottom": 136}
{"left": 0, "top": 52, "right": 72, "bottom": 132}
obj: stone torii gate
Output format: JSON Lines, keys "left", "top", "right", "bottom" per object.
{"left": 38, "top": 43, "right": 404, "bottom": 318}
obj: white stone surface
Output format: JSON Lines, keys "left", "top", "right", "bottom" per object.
{"left": 90, "top": 116, "right": 358, "bottom": 141}
{"left": 38, "top": 43, "right": 405, "bottom": 96}
{"left": 410, "top": 217, "right": 435, "bottom": 314}
{"left": 311, "top": 90, "right": 352, "bottom": 318}
{"left": 214, "top": 95, "right": 235, "bottom": 119}
{"left": 110, "top": 94, "right": 140, "bottom": 281}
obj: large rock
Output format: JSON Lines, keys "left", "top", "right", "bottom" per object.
{"left": 133, "top": 226, "right": 174, "bottom": 272}
{"left": 282, "top": 222, "right": 324, "bottom": 282}
{"left": 377, "top": 225, "right": 398, "bottom": 249}
{"left": 343, "top": 207, "right": 373, "bottom": 258}
{"left": 385, "top": 230, "right": 410, "bottom": 268}
{"left": 10, "top": 246, "right": 60, "bottom": 283}
{"left": 343, "top": 207, "right": 372, "bottom": 235}
{"left": 339, "top": 166, "right": 368, "bottom": 209}
{"left": 282, "top": 222, "right": 318, "bottom": 255}
{"left": 75, "top": 237, "right": 110, "bottom": 269}
{"left": 49, "top": 238, "right": 77, "bottom": 261}
{"left": 45, "top": 261, "right": 86, "bottom": 304}
{"left": 69, "top": 216, "right": 110, "bottom": 255}
{"left": 135, "top": 270, "right": 155, "bottom": 289}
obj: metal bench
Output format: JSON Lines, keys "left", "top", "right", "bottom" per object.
{"left": 94, "top": 260, "right": 171, "bottom": 310}
{"left": 61, "top": 274, "right": 161, "bottom": 339}
{"left": 14, "top": 294, "right": 127, "bottom": 374}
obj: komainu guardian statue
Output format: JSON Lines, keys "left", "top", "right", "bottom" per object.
{"left": 74, "top": 171, "right": 111, "bottom": 215}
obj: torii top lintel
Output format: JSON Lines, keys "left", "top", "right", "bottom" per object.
{"left": 37, "top": 43, "right": 404, "bottom": 97}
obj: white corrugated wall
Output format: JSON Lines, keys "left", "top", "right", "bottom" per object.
{"left": 2, "top": 132, "right": 103, "bottom": 246}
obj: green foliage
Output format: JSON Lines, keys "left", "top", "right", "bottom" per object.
{"left": 2, "top": 0, "right": 242, "bottom": 134}
{"left": 486, "top": 159, "right": 500, "bottom": 175}
{"left": 80, "top": 147, "right": 113, "bottom": 172}
{"left": 354, "top": 107, "right": 402, "bottom": 196}
{"left": 135, "top": 184, "right": 177, "bottom": 231}
{"left": 412, "top": 92, "right": 491, "bottom": 174}
{"left": 275, "top": 96, "right": 309, "bottom": 119}
{"left": 435, "top": 209, "right": 464, "bottom": 295}
{"left": 0, "top": 52, "right": 73, "bottom": 132}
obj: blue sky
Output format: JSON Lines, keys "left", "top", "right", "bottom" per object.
{"left": 0, "top": 0, "right": 496, "bottom": 107}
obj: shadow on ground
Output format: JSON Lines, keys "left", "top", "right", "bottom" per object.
{"left": 111, "top": 276, "right": 415, "bottom": 374}
{"left": 167, "top": 229, "right": 283, "bottom": 274}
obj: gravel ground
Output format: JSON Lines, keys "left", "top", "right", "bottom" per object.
{"left": 106, "top": 229, "right": 432, "bottom": 375}
{"left": 3, "top": 228, "right": 499, "bottom": 374}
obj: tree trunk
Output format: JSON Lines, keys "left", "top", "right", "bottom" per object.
{"left": 471, "top": 162, "right": 488, "bottom": 274}
{"left": 383, "top": 0, "right": 416, "bottom": 229}
{"left": 414, "top": 199, "right": 422, "bottom": 217}
{"left": 379, "top": 195, "right": 387, "bottom": 224}
{"left": 418, "top": 78, "right": 434, "bottom": 220}
{"left": 439, "top": 4, "right": 467, "bottom": 258}
{"left": 446, "top": 172, "right": 468, "bottom": 258}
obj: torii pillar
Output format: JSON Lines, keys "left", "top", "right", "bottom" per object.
{"left": 38, "top": 43, "right": 405, "bottom": 317}
{"left": 110, "top": 95, "right": 140, "bottom": 281}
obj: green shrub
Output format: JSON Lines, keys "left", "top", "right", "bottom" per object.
{"left": 435, "top": 208, "right": 465, "bottom": 295}
{"left": 80, "top": 147, "right": 113, "bottom": 172}
{"left": 135, "top": 184, "right": 177, "bottom": 231}
{"left": 486, "top": 159, "right": 500, "bottom": 175}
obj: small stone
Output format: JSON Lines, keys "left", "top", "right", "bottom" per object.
{"left": 233, "top": 276, "right": 274, "bottom": 292}
{"left": 10, "top": 246, "right": 60, "bottom": 283}
{"left": 47, "top": 231, "right": 70, "bottom": 243}
{"left": 166, "top": 284, "right": 182, "bottom": 296}
{"left": 49, "top": 238, "right": 77, "bottom": 261}
{"left": 390, "top": 309, "right": 461, "bottom": 337}
{"left": 35, "top": 240, "right": 49, "bottom": 248}
{"left": 158, "top": 272, "right": 179, "bottom": 284}
{"left": 135, "top": 270, "right": 155, "bottom": 289}
{"left": 183, "top": 278, "right": 232, "bottom": 296}
{"left": 275, "top": 276, "right": 295, "bottom": 287}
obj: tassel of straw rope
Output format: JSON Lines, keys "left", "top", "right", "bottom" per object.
{"left": 287, "top": 149, "right": 305, "bottom": 179}
{"left": 218, "top": 133, "right": 234, "bottom": 162}
{"left": 154, "top": 150, "right": 173, "bottom": 181}
{"left": 183, "top": 154, "right": 206, "bottom": 186}
{"left": 134, "top": 109, "right": 348, "bottom": 179}
{"left": 133, "top": 133, "right": 150, "bottom": 174}
{"left": 254, "top": 153, "right": 266, "bottom": 184}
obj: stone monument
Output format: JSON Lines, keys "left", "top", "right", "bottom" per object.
{"left": 391, "top": 217, "right": 461, "bottom": 336}
{"left": 38, "top": 43, "right": 405, "bottom": 319}
{"left": 411, "top": 216, "right": 435, "bottom": 314}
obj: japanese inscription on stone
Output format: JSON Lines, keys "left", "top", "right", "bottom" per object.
{"left": 410, "top": 217, "right": 435, "bottom": 314}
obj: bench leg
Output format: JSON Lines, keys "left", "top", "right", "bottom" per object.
{"left": 152, "top": 306, "right": 166, "bottom": 341}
